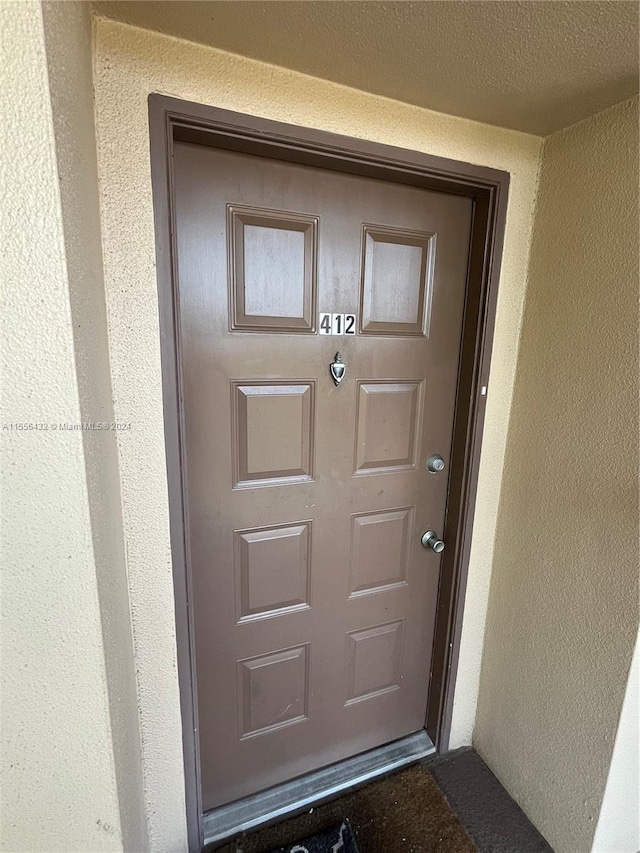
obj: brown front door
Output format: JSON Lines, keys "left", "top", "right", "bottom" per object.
{"left": 173, "top": 141, "right": 472, "bottom": 811}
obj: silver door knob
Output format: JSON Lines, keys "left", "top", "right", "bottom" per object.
{"left": 421, "top": 530, "right": 445, "bottom": 553}
{"left": 426, "top": 454, "right": 445, "bottom": 473}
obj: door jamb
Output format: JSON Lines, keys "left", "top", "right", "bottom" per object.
{"left": 148, "top": 94, "right": 509, "bottom": 853}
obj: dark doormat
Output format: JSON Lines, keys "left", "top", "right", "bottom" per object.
{"left": 271, "top": 820, "right": 359, "bottom": 852}
{"left": 213, "top": 764, "right": 476, "bottom": 852}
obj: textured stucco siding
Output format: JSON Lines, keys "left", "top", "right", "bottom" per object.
{"left": 474, "top": 97, "right": 639, "bottom": 853}
{"left": 92, "top": 18, "right": 541, "bottom": 850}
{"left": 40, "top": 3, "right": 149, "bottom": 851}
{"left": 1, "top": 3, "right": 122, "bottom": 850}
{"left": 592, "top": 633, "right": 640, "bottom": 852}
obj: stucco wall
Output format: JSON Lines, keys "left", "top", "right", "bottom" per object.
{"left": 92, "top": 19, "right": 541, "bottom": 850}
{"left": 1, "top": 3, "right": 122, "bottom": 850}
{"left": 474, "top": 97, "right": 639, "bottom": 853}
{"left": 592, "top": 632, "right": 640, "bottom": 852}
{"left": 40, "top": 3, "right": 148, "bottom": 851}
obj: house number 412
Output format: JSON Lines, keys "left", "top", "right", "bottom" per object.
{"left": 319, "top": 313, "right": 357, "bottom": 335}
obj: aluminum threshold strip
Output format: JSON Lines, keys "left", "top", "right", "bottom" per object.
{"left": 203, "top": 729, "right": 435, "bottom": 847}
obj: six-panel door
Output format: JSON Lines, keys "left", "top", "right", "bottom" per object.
{"left": 173, "top": 142, "right": 473, "bottom": 810}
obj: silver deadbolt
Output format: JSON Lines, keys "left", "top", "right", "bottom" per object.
{"left": 421, "top": 530, "right": 445, "bottom": 553}
{"left": 426, "top": 454, "right": 445, "bottom": 473}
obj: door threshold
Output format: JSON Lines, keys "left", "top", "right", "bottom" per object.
{"left": 203, "top": 729, "right": 435, "bottom": 848}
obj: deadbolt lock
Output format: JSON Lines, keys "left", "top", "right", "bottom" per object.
{"left": 426, "top": 454, "right": 445, "bottom": 473}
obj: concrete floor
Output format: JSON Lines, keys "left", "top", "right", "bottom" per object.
{"left": 426, "top": 749, "right": 553, "bottom": 852}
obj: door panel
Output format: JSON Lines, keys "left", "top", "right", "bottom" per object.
{"left": 232, "top": 381, "right": 315, "bottom": 487}
{"left": 360, "top": 224, "right": 435, "bottom": 335}
{"left": 172, "top": 142, "right": 473, "bottom": 810}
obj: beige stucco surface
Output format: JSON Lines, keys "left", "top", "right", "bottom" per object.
{"left": 1, "top": 3, "right": 122, "bottom": 850}
{"left": 40, "top": 3, "right": 149, "bottom": 851}
{"left": 92, "top": 19, "right": 541, "bottom": 849}
{"left": 592, "top": 632, "right": 640, "bottom": 852}
{"left": 95, "top": 0, "right": 639, "bottom": 136}
{"left": 474, "top": 97, "right": 639, "bottom": 853}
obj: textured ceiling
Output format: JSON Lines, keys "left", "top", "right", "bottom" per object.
{"left": 95, "top": 1, "right": 639, "bottom": 135}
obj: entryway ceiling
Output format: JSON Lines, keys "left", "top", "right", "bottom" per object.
{"left": 95, "top": 1, "right": 638, "bottom": 136}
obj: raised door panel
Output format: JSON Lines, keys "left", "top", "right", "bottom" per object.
{"left": 359, "top": 225, "right": 435, "bottom": 336}
{"left": 232, "top": 381, "right": 315, "bottom": 487}
{"left": 348, "top": 507, "right": 412, "bottom": 597}
{"left": 237, "top": 644, "right": 310, "bottom": 738}
{"left": 235, "top": 521, "right": 312, "bottom": 622}
{"left": 345, "top": 620, "right": 405, "bottom": 704}
{"left": 228, "top": 205, "right": 318, "bottom": 333}
{"left": 354, "top": 380, "right": 424, "bottom": 475}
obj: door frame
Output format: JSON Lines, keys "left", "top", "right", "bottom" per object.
{"left": 148, "top": 94, "right": 509, "bottom": 852}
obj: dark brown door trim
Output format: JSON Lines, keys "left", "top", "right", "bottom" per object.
{"left": 148, "top": 94, "right": 509, "bottom": 852}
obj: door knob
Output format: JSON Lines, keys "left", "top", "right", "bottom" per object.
{"left": 421, "top": 530, "right": 445, "bottom": 553}
{"left": 426, "top": 454, "right": 445, "bottom": 473}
